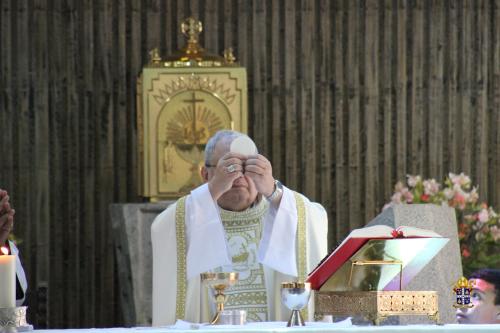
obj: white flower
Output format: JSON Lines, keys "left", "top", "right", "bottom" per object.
{"left": 407, "top": 175, "right": 421, "bottom": 188}
{"left": 394, "top": 181, "right": 405, "bottom": 192}
{"left": 468, "top": 187, "right": 479, "bottom": 204}
{"left": 423, "top": 179, "right": 440, "bottom": 195}
{"left": 490, "top": 226, "right": 500, "bottom": 242}
{"left": 449, "top": 172, "right": 471, "bottom": 187}
{"left": 391, "top": 192, "right": 403, "bottom": 204}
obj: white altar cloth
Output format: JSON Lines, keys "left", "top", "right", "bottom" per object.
{"left": 33, "top": 323, "right": 500, "bottom": 333}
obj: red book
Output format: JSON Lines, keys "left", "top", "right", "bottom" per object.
{"left": 306, "top": 225, "right": 442, "bottom": 290}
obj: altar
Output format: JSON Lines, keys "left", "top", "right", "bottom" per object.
{"left": 32, "top": 323, "right": 500, "bottom": 333}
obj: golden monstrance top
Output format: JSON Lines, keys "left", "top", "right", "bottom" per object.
{"left": 148, "top": 17, "right": 237, "bottom": 68}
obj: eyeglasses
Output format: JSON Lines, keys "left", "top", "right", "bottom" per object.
{"left": 205, "top": 163, "right": 216, "bottom": 168}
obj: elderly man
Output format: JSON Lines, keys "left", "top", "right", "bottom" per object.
{"left": 151, "top": 130, "right": 328, "bottom": 325}
{"left": 0, "top": 189, "right": 28, "bottom": 306}
{"left": 456, "top": 269, "right": 500, "bottom": 324}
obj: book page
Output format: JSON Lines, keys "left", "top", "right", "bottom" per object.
{"left": 319, "top": 225, "right": 441, "bottom": 271}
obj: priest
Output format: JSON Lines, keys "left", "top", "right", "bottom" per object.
{"left": 151, "top": 130, "right": 328, "bottom": 325}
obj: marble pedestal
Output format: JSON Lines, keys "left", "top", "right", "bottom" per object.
{"left": 366, "top": 204, "right": 463, "bottom": 324}
{"left": 110, "top": 201, "right": 174, "bottom": 327}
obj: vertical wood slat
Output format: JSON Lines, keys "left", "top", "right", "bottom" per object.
{"left": 492, "top": 0, "right": 500, "bottom": 210}
{"left": 346, "top": 0, "right": 360, "bottom": 237}
{"left": 0, "top": 0, "right": 499, "bottom": 328}
{"left": 300, "top": 0, "right": 315, "bottom": 198}
{"left": 428, "top": 1, "right": 444, "bottom": 179}
{"left": 409, "top": 0, "right": 425, "bottom": 176}
{"left": 460, "top": 0, "right": 473, "bottom": 175}
{"left": 316, "top": 0, "right": 333, "bottom": 244}
{"left": 284, "top": 0, "right": 297, "bottom": 190}
{"left": 476, "top": 0, "right": 489, "bottom": 199}
{"left": 381, "top": 0, "right": 393, "bottom": 199}
{"left": 252, "top": 0, "right": 268, "bottom": 153}
{"left": 333, "top": 0, "right": 347, "bottom": 244}
{"left": 363, "top": 0, "right": 379, "bottom": 222}
{"left": 446, "top": 0, "right": 460, "bottom": 174}
{"left": 270, "top": 0, "right": 282, "bottom": 178}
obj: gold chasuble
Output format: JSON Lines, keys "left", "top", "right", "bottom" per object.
{"left": 173, "top": 193, "right": 307, "bottom": 322}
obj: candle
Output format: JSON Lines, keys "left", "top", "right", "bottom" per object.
{"left": 0, "top": 246, "right": 15, "bottom": 308}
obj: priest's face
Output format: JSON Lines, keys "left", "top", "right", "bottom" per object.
{"left": 204, "top": 138, "right": 259, "bottom": 211}
{"left": 456, "top": 279, "right": 500, "bottom": 324}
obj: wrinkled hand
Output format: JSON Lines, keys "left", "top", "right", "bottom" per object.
{"left": 208, "top": 152, "right": 246, "bottom": 201}
{"left": 0, "top": 189, "right": 15, "bottom": 246}
{"left": 244, "top": 154, "right": 275, "bottom": 197}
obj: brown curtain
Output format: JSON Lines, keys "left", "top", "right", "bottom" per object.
{"left": 0, "top": 0, "right": 499, "bottom": 328}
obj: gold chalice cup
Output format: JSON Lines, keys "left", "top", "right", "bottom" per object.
{"left": 201, "top": 272, "right": 239, "bottom": 325}
{"left": 281, "top": 282, "right": 311, "bottom": 327}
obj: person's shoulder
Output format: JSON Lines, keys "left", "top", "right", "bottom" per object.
{"left": 151, "top": 200, "right": 181, "bottom": 230}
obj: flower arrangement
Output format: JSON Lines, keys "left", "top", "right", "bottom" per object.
{"left": 387, "top": 172, "right": 500, "bottom": 275}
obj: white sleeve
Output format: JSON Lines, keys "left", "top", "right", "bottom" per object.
{"left": 258, "top": 187, "right": 329, "bottom": 277}
{"left": 258, "top": 186, "right": 299, "bottom": 276}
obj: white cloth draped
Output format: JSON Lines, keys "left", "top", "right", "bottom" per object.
{"left": 9, "top": 240, "right": 28, "bottom": 306}
{"left": 151, "top": 184, "right": 328, "bottom": 326}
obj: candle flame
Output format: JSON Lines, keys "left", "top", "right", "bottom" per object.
{"left": 0, "top": 246, "right": 9, "bottom": 255}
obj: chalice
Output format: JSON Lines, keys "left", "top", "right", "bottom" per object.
{"left": 200, "top": 272, "right": 239, "bottom": 325}
{"left": 281, "top": 282, "right": 311, "bottom": 327}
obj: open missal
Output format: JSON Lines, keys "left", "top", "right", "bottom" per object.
{"left": 306, "top": 225, "right": 443, "bottom": 290}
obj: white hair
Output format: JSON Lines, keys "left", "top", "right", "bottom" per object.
{"left": 204, "top": 130, "right": 255, "bottom": 165}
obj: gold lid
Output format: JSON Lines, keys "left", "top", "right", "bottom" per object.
{"left": 148, "top": 17, "right": 238, "bottom": 68}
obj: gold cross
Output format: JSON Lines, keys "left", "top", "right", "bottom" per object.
{"left": 181, "top": 17, "right": 202, "bottom": 43}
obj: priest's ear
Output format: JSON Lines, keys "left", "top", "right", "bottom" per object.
{"left": 200, "top": 165, "right": 209, "bottom": 182}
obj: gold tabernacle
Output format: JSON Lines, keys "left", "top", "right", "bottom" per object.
{"left": 137, "top": 17, "right": 248, "bottom": 200}
{"left": 314, "top": 238, "right": 448, "bottom": 325}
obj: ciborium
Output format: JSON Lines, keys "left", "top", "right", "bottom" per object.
{"left": 281, "top": 282, "right": 311, "bottom": 327}
{"left": 201, "top": 272, "right": 239, "bottom": 325}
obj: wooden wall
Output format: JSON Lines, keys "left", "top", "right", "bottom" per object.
{"left": 0, "top": 0, "right": 499, "bottom": 328}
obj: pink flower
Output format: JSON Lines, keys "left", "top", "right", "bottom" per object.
{"left": 407, "top": 175, "right": 422, "bottom": 187}
{"left": 477, "top": 208, "right": 490, "bottom": 224}
{"left": 423, "top": 179, "right": 440, "bottom": 195}
{"left": 443, "top": 188, "right": 455, "bottom": 200}
{"left": 452, "top": 192, "right": 467, "bottom": 210}
{"left": 461, "top": 246, "right": 471, "bottom": 258}
{"left": 403, "top": 189, "right": 414, "bottom": 203}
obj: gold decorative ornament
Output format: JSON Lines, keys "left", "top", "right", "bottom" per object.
{"left": 314, "top": 238, "right": 446, "bottom": 325}
{"left": 137, "top": 17, "right": 248, "bottom": 200}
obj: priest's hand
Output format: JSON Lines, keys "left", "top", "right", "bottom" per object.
{"left": 0, "top": 189, "right": 15, "bottom": 246}
{"left": 244, "top": 154, "right": 275, "bottom": 197}
{"left": 207, "top": 152, "right": 246, "bottom": 201}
